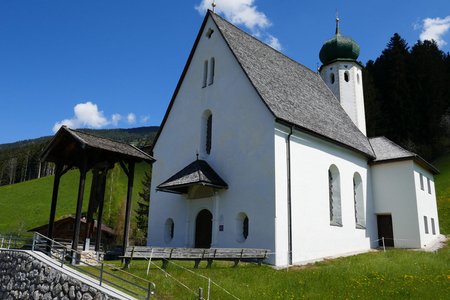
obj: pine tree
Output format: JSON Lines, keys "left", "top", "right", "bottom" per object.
{"left": 135, "top": 169, "right": 151, "bottom": 245}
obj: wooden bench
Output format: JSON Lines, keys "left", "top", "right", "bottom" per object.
{"left": 122, "top": 247, "right": 270, "bottom": 269}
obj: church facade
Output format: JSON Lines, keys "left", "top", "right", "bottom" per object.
{"left": 147, "top": 11, "right": 441, "bottom": 266}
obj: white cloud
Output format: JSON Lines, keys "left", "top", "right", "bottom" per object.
{"left": 195, "top": 0, "right": 281, "bottom": 48}
{"left": 53, "top": 102, "right": 108, "bottom": 132}
{"left": 196, "top": 0, "right": 270, "bottom": 30}
{"left": 140, "top": 115, "right": 150, "bottom": 124}
{"left": 111, "top": 113, "right": 122, "bottom": 126}
{"left": 266, "top": 34, "right": 281, "bottom": 51}
{"left": 419, "top": 15, "right": 450, "bottom": 47}
{"left": 127, "top": 113, "right": 136, "bottom": 124}
{"left": 52, "top": 102, "right": 140, "bottom": 132}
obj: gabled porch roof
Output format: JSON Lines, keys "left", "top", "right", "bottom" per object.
{"left": 157, "top": 159, "right": 228, "bottom": 194}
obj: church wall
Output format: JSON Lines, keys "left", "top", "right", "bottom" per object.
{"left": 371, "top": 161, "right": 421, "bottom": 248}
{"left": 413, "top": 164, "right": 441, "bottom": 246}
{"left": 274, "top": 124, "right": 375, "bottom": 265}
{"left": 148, "top": 17, "right": 276, "bottom": 253}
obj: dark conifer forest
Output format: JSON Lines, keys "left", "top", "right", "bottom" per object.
{"left": 364, "top": 34, "right": 450, "bottom": 160}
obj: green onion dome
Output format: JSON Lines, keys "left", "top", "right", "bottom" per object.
{"left": 319, "top": 18, "right": 360, "bottom": 65}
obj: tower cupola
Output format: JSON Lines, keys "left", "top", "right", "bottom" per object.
{"left": 319, "top": 18, "right": 360, "bottom": 65}
{"left": 319, "top": 17, "right": 367, "bottom": 135}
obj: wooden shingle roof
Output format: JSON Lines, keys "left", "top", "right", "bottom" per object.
{"left": 210, "top": 12, "right": 375, "bottom": 158}
{"left": 157, "top": 159, "right": 228, "bottom": 194}
{"left": 369, "top": 136, "right": 438, "bottom": 174}
{"left": 41, "top": 126, "right": 154, "bottom": 167}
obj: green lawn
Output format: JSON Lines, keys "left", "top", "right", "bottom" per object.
{"left": 98, "top": 243, "right": 449, "bottom": 299}
{"left": 434, "top": 154, "right": 450, "bottom": 234}
{"left": 0, "top": 162, "right": 150, "bottom": 238}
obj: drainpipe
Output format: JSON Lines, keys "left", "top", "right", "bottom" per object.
{"left": 286, "top": 126, "right": 293, "bottom": 265}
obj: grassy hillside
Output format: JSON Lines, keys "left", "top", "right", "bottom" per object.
{"left": 434, "top": 153, "right": 450, "bottom": 234}
{"left": 94, "top": 244, "right": 450, "bottom": 299}
{"left": 0, "top": 162, "right": 150, "bottom": 240}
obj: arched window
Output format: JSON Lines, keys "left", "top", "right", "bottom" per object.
{"left": 328, "top": 165, "right": 342, "bottom": 226}
{"left": 208, "top": 57, "right": 215, "bottom": 85}
{"left": 330, "top": 73, "right": 335, "bottom": 84}
{"left": 200, "top": 110, "right": 213, "bottom": 155}
{"left": 353, "top": 172, "right": 365, "bottom": 228}
{"left": 236, "top": 212, "right": 249, "bottom": 242}
{"left": 344, "top": 71, "right": 350, "bottom": 82}
{"left": 164, "top": 218, "right": 174, "bottom": 242}
{"left": 206, "top": 114, "right": 212, "bottom": 154}
{"left": 203, "top": 60, "right": 208, "bottom": 88}
{"left": 357, "top": 73, "right": 360, "bottom": 85}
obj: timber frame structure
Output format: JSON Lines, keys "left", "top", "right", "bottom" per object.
{"left": 40, "top": 126, "right": 154, "bottom": 257}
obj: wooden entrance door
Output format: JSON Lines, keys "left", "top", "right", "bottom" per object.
{"left": 377, "top": 215, "right": 394, "bottom": 247}
{"left": 195, "top": 209, "right": 212, "bottom": 248}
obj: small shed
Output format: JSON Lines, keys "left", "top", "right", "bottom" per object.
{"left": 40, "top": 126, "right": 154, "bottom": 255}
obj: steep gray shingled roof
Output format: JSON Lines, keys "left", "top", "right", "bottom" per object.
{"left": 210, "top": 12, "right": 375, "bottom": 158}
{"left": 369, "top": 137, "right": 415, "bottom": 161}
{"left": 369, "top": 136, "right": 439, "bottom": 174}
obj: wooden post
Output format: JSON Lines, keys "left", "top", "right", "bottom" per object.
{"left": 122, "top": 162, "right": 135, "bottom": 256}
{"left": 72, "top": 159, "right": 87, "bottom": 263}
{"left": 48, "top": 163, "right": 63, "bottom": 240}
{"left": 95, "top": 169, "right": 108, "bottom": 252}
{"left": 85, "top": 168, "right": 100, "bottom": 247}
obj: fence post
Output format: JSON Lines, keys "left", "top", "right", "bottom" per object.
{"left": 198, "top": 287, "right": 203, "bottom": 300}
{"left": 382, "top": 237, "right": 386, "bottom": 252}
{"left": 207, "top": 278, "right": 211, "bottom": 300}
{"left": 146, "top": 282, "right": 153, "bottom": 300}
{"left": 61, "top": 248, "right": 66, "bottom": 268}
{"left": 32, "top": 233, "right": 36, "bottom": 251}
{"left": 99, "top": 263, "right": 104, "bottom": 286}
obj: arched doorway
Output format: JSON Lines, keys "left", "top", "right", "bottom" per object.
{"left": 195, "top": 209, "right": 212, "bottom": 248}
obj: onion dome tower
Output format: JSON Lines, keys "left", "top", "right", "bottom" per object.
{"left": 319, "top": 17, "right": 367, "bottom": 135}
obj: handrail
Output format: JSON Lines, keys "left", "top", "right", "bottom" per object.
{"left": 1, "top": 233, "right": 156, "bottom": 299}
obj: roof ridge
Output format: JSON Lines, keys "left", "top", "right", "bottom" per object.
{"left": 69, "top": 127, "right": 137, "bottom": 147}
{"left": 209, "top": 12, "right": 320, "bottom": 78}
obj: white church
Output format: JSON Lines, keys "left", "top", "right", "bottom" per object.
{"left": 147, "top": 11, "right": 441, "bottom": 266}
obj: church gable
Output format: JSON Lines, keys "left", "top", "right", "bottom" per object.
{"left": 152, "top": 12, "right": 273, "bottom": 154}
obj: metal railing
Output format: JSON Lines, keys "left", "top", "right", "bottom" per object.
{"left": 1, "top": 233, "right": 156, "bottom": 299}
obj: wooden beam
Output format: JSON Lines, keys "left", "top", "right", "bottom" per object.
{"left": 47, "top": 163, "right": 63, "bottom": 240}
{"left": 72, "top": 158, "right": 87, "bottom": 263}
{"left": 122, "top": 162, "right": 135, "bottom": 256}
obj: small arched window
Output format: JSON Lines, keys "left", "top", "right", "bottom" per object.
{"left": 344, "top": 71, "right": 350, "bottom": 82}
{"left": 208, "top": 57, "right": 215, "bottom": 85}
{"left": 164, "top": 218, "right": 174, "bottom": 242}
{"left": 200, "top": 110, "right": 213, "bottom": 155}
{"left": 203, "top": 60, "right": 208, "bottom": 88}
{"left": 330, "top": 73, "right": 335, "bottom": 84}
{"left": 206, "top": 114, "right": 212, "bottom": 154}
{"left": 236, "top": 212, "right": 249, "bottom": 242}
{"left": 353, "top": 172, "right": 365, "bottom": 228}
{"left": 357, "top": 73, "right": 360, "bottom": 85}
{"left": 328, "top": 165, "right": 342, "bottom": 226}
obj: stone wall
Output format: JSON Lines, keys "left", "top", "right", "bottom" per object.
{"left": 0, "top": 250, "right": 119, "bottom": 300}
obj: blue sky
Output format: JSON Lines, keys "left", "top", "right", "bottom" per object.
{"left": 1, "top": 0, "right": 449, "bottom": 144}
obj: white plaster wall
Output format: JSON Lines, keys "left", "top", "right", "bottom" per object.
{"left": 320, "top": 62, "right": 366, "bottom": 135}
{"left": 371, "top": 161, "right": 421, "bottom": 248}
{"left": 413, "top": 164, "right": 440, "bottom": 247}
{"left": 274, "top": 124, "right": 375, "bottom": 265}
{"left": 148, "top": 16, "right": 276, "bottom": 256}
